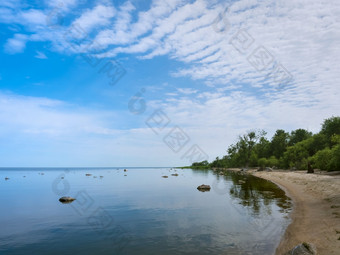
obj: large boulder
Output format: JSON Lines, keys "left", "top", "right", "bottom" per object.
{"left": 284, "top": 243, "right": 317, "bottom": 255}
{"left": 197, "top": 184, "right": 211, "bottom": 192}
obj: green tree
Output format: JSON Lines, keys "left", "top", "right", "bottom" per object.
{"left": 321, "top": 116, "right": 340, "bottom": 145}
{"left": 236, "top": 130, "right": 265, "bottom": 167}
{"left": 283, "top": 140, "right": 310, "bottom": 169}
{"left": 270, "top": 129, "right": 289, "bottom": 159}
{"left": 254, "top": 136, "right": 270, "bottom": 159}
{"left": 289, "top": 129, "right": 312, "bottom": 146}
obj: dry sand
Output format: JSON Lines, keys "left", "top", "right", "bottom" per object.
{"left": 253, "top": 170, "right": 340, "bottom": 255}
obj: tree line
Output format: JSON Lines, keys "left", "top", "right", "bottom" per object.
{"left": 190, "top": 116, "right": 340, "bottom": 171}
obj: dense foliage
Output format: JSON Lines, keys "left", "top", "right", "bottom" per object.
{"left": 191, "top": 117, "right": 340, "bottom": 171}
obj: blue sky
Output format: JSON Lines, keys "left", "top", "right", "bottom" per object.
{"left": 0, "top": 0, "right": 339, "bottom": 167}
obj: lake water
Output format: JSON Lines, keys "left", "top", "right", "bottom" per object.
{"left": 0, "top": 168, "right": 291, "bottom": 255}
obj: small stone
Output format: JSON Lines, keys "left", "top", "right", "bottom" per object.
{"left": 197, "top": 184, "right": 211, "bottom": 192}
{"left": 59, "top": 196, "right": 76, "bottom": 203}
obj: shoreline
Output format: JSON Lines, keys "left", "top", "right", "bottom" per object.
{"left": 251, "top": 170, "right": 340, "bottom": 255}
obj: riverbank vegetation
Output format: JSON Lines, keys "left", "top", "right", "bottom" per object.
{"left": 189, "top": 117, "right": 340, "bottom": 171}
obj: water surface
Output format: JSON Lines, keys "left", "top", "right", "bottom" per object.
{"left": 0, "top": 168, "right": 291, "bottom": 255}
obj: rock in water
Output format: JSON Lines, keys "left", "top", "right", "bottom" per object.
{"left": 162, "top": 176, "right": 168, "bottom": 178}
{"left": 85, "top": 173, "right": 92, "bottom": 176}
{"left": 197, "top": 184, "right": 211, "bottom": 192}
{"left": 285, "top": 243, "right": 317, "bottom": 255}
{"left": 5, "top": 177, "right": 9, "bottom": 180}
{"left": 59, "top": 196, "right": 76, "bottom": 203}
{"left": 171, "top": 173, "right": 179, "bottom": 176}
{"left": 124, "top": 169, "right": 127, "bottom": 172}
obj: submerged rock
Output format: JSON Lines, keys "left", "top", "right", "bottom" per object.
{"left": 5, "top": 177, "right": 9, "bottom": 180}
{"left": 59, "top": 196, "right": 76, "bottom": 203}
{"left": 171, "top": 173, "right": 179, "bottom": 176}
{"left": 85, "top": 173, "right": 92, "bottom": 176}
{"left": 285, "top": 243, "right": 317, "bottom": 255}
{"left": 162, "top": 176, "right": 168, "bottom": 178}
{"left": 197, "top": 184, "right": 211, "bottom": 192}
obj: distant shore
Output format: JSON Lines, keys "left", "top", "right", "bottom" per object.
{"left": 251, "top": 170, "right": 340, "bottom": 255}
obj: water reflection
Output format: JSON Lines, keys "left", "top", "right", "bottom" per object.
{"left": 0, "top": 167, "right": 291, "bottom": 255}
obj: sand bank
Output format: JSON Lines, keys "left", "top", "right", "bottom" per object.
{"left": 253, "top": 171, "right": 340, "bottom": 255}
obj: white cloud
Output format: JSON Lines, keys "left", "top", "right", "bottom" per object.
{"left": 72, "top": 4, "right": 116, "bottom": 36}
{"left": 0, "top": 0, "right": 340, "bottom": 165}
{"left": 35, "top": 51, "right": 48, "bottom": 59}
{"left": 4, "top": 34, "right": 28, "bottom": 54}
{"left": 46, "top": 0, "right": 78, "bottom": 12}
{"left": 20, "top": 9, "right": 47, "bottom": 25}
{"left": 177, "top": 88, "right": 197, "bottom": 95}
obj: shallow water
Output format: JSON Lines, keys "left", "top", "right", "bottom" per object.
{"left": 0, "top": 168, "right": 291, "bottom": 255}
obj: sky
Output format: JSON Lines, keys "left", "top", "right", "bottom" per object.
{"left": 0, "top": 0, "right": 339, "bottom": 167}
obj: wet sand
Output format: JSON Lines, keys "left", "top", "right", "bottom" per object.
{"left": 253, "top": 171, "right": 340, "bottom": 255}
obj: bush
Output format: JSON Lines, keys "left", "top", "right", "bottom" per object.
{"left": 309, "top": 147, "right": 333, "bottom": 171}
{"left": 328, "top": 144, "right": 340, "bottom": 171}
{"left": 258, "top": 158, "right": 267, "bottom": 169}
{"left": 267, "top": 156, "right": 279, "bottom": 167}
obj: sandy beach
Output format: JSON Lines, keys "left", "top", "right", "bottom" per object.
{"left": 253, "top": 170, "right": 340, "bottom": 255}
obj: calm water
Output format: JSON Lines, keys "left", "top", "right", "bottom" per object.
{"left": 0, "top": 168, "right": 291, "bottom": 255}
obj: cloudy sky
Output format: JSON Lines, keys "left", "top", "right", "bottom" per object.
{"left": 0, "top": 0, "right": 339, "bottom": 167}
